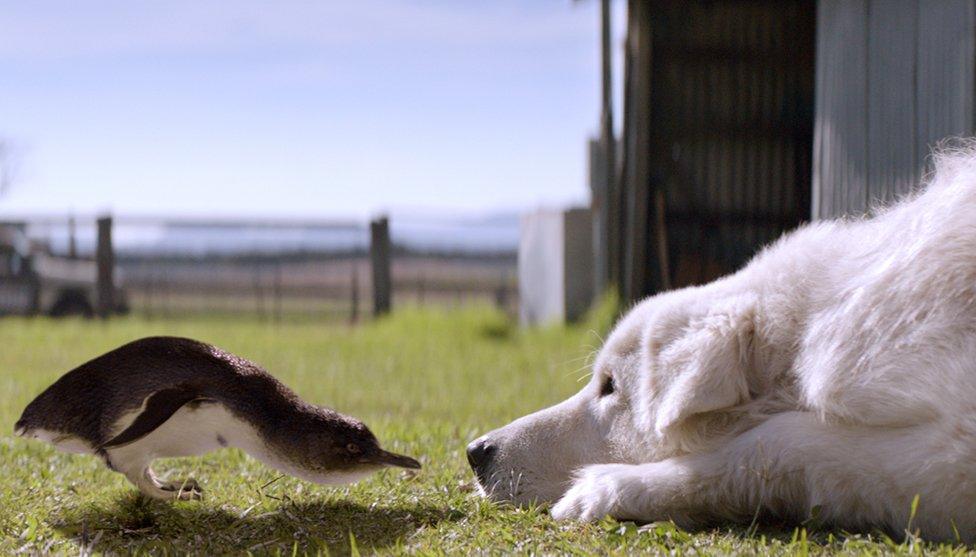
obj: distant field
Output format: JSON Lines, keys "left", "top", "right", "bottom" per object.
{"left": 0, "top": 307, "right": 968, "bottom": 554}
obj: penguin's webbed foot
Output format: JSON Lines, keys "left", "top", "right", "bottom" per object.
{"left": 158, "top": 478, "right": 203, "bottom": 500}
{"left": 123, "top": 465, "right": 204, "bottom": 501}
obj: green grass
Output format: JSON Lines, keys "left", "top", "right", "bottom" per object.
{"left": 0, "top": 305, "right": 971, "bottom": 555}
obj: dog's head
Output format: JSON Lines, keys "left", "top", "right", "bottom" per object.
{"left": 467, "top": 286, "right": 758, "bottom": 505}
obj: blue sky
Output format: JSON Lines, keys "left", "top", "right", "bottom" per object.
{"left": 0, "top": 0, "right": 624, "bottom": 220}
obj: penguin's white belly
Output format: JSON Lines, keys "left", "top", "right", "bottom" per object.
{"left": 103, "top": 401, "right": 334, "bottom": 483}
{"left": 33, "top": 400, "right": 377, "bottom": 488}
{"left": 108, "top": 401, "right": 264, "bottom": 459}
{"left": 28, "top": 429, "right": 93, "bottom": 454}
{"left": 110, "top": 402, "right": 378, "bottom": 485}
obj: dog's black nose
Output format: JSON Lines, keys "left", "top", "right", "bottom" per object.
{"left": 466, "top": 438, "right": 496, "bottom": 470}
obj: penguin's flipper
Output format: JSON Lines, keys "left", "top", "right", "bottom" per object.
{"left": 102, "top": 386, "right": 212, "bottom": 449}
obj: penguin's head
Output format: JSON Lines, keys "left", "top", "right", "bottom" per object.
{"left": 293, "top": 411, "right": 421, "bottom": 484}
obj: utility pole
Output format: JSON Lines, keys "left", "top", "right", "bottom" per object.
{"left": 600, "top": 0, "right": 618, "bottom": 292}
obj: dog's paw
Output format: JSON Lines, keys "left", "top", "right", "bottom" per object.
{"left": 551, "top": 464, "right": 632, "bottom": 521}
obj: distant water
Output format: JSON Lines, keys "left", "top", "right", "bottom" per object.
{"left": 28, "top": 215, "right": 521, "bottom": 256}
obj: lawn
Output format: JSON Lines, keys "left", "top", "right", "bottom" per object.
{"left": 0, "top": 305, "right": 970, "bottom": 555}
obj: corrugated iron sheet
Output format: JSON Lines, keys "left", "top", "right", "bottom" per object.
{"left": 814, "top": 0, "right": 976, "bottom": 218}
{"left": 641, "top": 0, "right": 816, "bottom": 288}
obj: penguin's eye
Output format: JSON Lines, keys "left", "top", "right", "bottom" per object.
{"left": 599, "top": 375, "right": 615, "bottom": 397}
{"left": 346, "top": 443, "right": 360, "bottom": 454}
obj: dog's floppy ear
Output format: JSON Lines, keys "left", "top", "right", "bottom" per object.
{"left": 652, "top": 297, "right": 756, "bottom": 436}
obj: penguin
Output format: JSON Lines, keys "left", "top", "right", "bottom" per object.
{"left": 14, "top": 336, "right": 420, "bottom": 500}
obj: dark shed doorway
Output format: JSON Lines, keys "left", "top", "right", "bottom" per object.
{"left": 620, "top": 0, "right": 816, "bottom": 301}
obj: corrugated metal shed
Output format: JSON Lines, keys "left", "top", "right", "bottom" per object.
{"left": 617, "top": 0, "right": 816, "bottom": 301}
{"left": 605, "top": 0, "right": 976, "bottom": 305}
{"left": 813, "top": 0, "right": 976, "bottom": 218}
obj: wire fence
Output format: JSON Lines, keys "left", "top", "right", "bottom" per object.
{"left": 120, "top": 253, "right": 516, "bottom": 322}
{"left": 3, "top": 215, "right": 518, "bottom": 321}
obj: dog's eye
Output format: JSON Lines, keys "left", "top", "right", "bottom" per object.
{"left": 599, "top": 375, "right": 615, "bottom": 397}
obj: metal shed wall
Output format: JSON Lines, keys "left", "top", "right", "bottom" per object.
{"left": 813, "top": 0, "right": 976, "bottom": 218}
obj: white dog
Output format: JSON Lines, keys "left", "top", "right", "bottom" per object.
{"left": 468, "top": 148, "right": 976, "bottom": 540}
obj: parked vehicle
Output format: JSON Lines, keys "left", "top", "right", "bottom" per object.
{"left": 0, "top": 226, "right": 127, "bottom": 317}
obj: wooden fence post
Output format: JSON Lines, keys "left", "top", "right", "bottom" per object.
{"left": 253, "top": 265, "right": 265, "bottom": 321}
{"left": 145, "top": 263, "right": 154, "bottom": 320}
{"left": 95, "top": 215, "right": 115, "bottom": 318}
{"left": 494, "top": 272, "right": 509, "bottom": 311}
{"left": 349, "top": 262, "right": 360, "bottom": 324}
{"left": 67, "top": 215, "right": 77, "bottom": 259}
{"left": 370, "top": 216, "right": 391, "bottom": 316}
{"left": 273, "top": 261, "right": 282, "bottom": 323}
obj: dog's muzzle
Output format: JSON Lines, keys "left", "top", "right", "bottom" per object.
{"left": 466, "top": 437, "right": 497, "bottom": 484}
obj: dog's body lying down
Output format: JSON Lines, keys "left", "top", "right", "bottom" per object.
{"left": 468, "top": 151, "right": 976, "bottom": 540}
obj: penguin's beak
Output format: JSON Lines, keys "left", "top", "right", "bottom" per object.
{"left": 365, "top": 449, "right": 421, "bottom": 470}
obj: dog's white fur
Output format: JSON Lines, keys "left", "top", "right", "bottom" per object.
{"left": 472, "top": 149, "right": 976, "bottom": 540}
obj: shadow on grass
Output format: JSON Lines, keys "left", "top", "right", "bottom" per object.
{"left": 653, "top": 520, "right": 927, "bottom": 550}
{"left": 53, "top": 493, "right": 455, "bottom": 555}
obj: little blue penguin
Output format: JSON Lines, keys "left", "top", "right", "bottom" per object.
{"left": 14, "top": 336, "right": 421, "bottom": 500}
